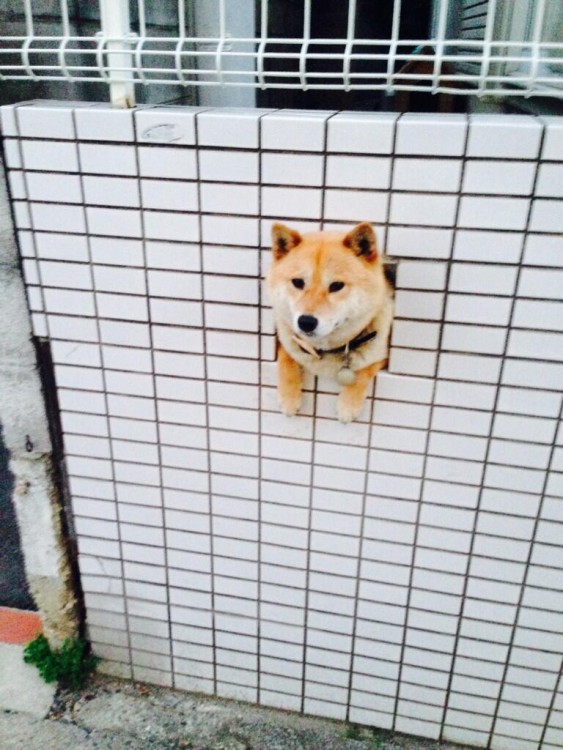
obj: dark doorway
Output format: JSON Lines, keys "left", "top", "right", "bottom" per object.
{"left": 256, "top": 0, "right": 432, "bottom": 111}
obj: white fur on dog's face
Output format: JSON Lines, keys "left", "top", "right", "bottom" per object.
{"left": 266, "top": 227, "right": 387, "bottom": 348}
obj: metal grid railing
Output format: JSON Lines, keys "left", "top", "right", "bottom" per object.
{"left": 0, "top": 0, "right": 562, "bottom": 106}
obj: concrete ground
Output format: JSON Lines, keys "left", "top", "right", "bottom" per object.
{"left": 0, "top": 673, "right": 473, "bottom": 750}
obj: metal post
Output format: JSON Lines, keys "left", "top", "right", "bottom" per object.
{"left": 99, "top": 0, "right": 135, "bottom": 107}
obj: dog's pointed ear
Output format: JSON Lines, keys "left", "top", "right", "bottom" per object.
{"left": 272, "top": 223, "right": 303, "bottom": 261}
{"left": 343, "top": 222, "right": 378, "bottom": 263}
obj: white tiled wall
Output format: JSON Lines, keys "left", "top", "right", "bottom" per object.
{"left": 2, "top": 102, "right": 562, "bottom": 750}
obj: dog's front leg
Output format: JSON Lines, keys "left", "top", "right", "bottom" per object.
{"left": 337, "top": 358, "right": 388, "bottom": 423}
{"left": 277, "top": 344, "right": 303, "bottom": 416}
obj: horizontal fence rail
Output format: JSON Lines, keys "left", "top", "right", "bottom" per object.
{"left": 0, "top": 0, "right": 562, "bottom": 104}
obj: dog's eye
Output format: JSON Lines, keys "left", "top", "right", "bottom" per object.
{"left": 292, "top": 278, "right": 305, "bottom": 289}
{"left": 329, "top": 281, "right": 345, "bottom": 293}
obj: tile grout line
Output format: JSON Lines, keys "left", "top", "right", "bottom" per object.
{"left": 299, "top": 110, "right": 339, "bottom": 717}
{"left": 71, "top": 106, "right": 135, "bottom": 678}
{"left": 538, "top": 657, "right": 563, "bottom": 750}
{"left": 391, "top": 112, "right": 471, "bottom": 737}
{"left": 440, "top": 117, "right": 548, "bottom": 747}
{"left": 193, "top": 110, "right": 218, "bottom": 697}
{"left": 345, "top": 109, "right": 402, "bottom": 728}
{"left": 257, "top": 109, "right": 264, "bottom": 707}
{"left": 487, "top": 399, "right": 563, "bottom": 748}
{"left": 131, "top": 108, "right": 175, "bottom": 687}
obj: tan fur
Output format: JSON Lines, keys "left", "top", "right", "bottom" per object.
{"left": 266, "top": 222, "right": 394, "bottom": 423}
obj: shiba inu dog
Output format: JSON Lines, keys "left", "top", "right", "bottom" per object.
{"left": 266, "top": 222, "right": 394, "bottom": 423}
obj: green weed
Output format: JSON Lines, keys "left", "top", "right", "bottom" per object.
{"left": 24, "top": 633, "right": 99, "bottom": 690}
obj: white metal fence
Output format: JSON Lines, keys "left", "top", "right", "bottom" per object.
{"left": 0, "top": 0, "right": 562, "bottom": 105}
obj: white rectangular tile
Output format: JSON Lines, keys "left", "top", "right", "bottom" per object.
{"left": 262, "top": 186, "right": 322, "bottom": 220}
{"left": 507, "top": 330, "right": 563, "bottom": 362}
{"left": 197, "top": 109, "right": 264, "bottom": 148}
{"left": 87, "top": 207, "right": 142, "bottom": 238}
{"left": 79, "top": 143, "right": 137, "bottom": 176}
{"left": 463, "top": 160, "right": 536, "bottom": 196}
{"left": 201, "top": 215, "right": 258, "bottom": 246}
{"left": 138, "top": 146, "right": 197, "bottom": 179}
{"left": 517, "top": 268, "right": 563, "bottom": 300}
{"left": 44, "top": 288, "right": 95, "bottom": 316}
{"left": 391, "top": 321, "right": 440, "bottom": 350}
{"left": 26, "top": 172, "right": 81, "bottom": 204}
{"left": 374, "top": 372, "right": 434, "bottom": 404}
{"left": 140, "top": 179, "right": 198, "bottom": 212}
{"left": 262, "top": 111, "right": 332, "bottom": 152}
{"left": 396, "top": 261, "right": 448, "bottom": 291}
{"left": 94, "top": 266, "right": 146, "bottom": 295}
{"left": 386, "top": 227, "right": 453, "bottom": 260}
{"left": 431, "top": 406, "right": 492, "bottom": 437}
{"left": 458, "top": 196, "right": 529, "bottom": 231}
{"left": 136, "top": 107, "right": 199, "bottom": 146}
{"left": 96, "top": 293, "right": 148, "bottom": 321}
{"left": 390, "top": 193, "right": 458, "bottom": 227}
{"left": 323, "top": 190, "right": 388, "bottom": 223}
{"left": 438, "top": 352, "right": 501, "bottom": 384}
{"left": 201, "top": 183, "right": 259, "bottom": 215}
{"left": 262, "top": 152, "right": 324, "bottom": 186}
{"left": 442, "top": 324, "right": 507, "bottom": 355}
{"left": 22, "top": 140, "right": 78, "bottom": 172}
{"left": 3, "top": 139, "right": 21, "bottom": 169}
{"left": 39, "top": 260, "right": 92, "bottom": 290}
{"left": 445, "top": 294, "right": 512, "bottom": 326}
{"left": 76, "top": 107, "right": 134, "bottom": 141}
{"left": 199, "top": 150, "right": 258, "bottom": 183}
{"left": 31, "top": 203, "right": 85, "bottom": 234}
{"left": 144, "top": 211, "right": 200, "bottom": 243}
{"left": 396, "top": 114, "right": 467, "bottom": 156}
{"left": 326, "top": 155, "right": 391, "bottom": 189}
{"left": 393, "top": 158, "right": 462, "bottom": 193}
{"left": 453, "top": 230, "right": 523, "bottom": 264}
{"left": 531, "top": 199, "right": 563, "bottom": 233}
{"left": 394, "top": 291, "right": 444, "bottom": 321}
{"left": 523, "top": 234, "right": 563, "bottom": 268}
{"left": 149, "top": 271, "right": 202, "bottom": 304}
{"left": 467, "top": 115, "right": 542, "bottom": 159}
{"left": 327, "top": 113, "right": 397, "bottom": 154}
{"left": 389, "top": 346, "right": 432, "bottom": 377}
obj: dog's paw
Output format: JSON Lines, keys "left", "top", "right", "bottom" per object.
{"left": 337, "top": 398, "right": 363, "bottom": 424}
{"left": 279, "top": 392, "right": 302, "bottom": 417}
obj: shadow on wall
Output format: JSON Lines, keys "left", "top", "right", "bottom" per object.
{"left": 0, "top": 424, "right": 35, "bottom": 610}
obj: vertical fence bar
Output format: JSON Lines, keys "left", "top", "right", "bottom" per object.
{"left": 215, "top": 0, "right": 227, "bottom": 85}
{"left": 21, "top": 0, "right": 36, "bottom": 78}
{"left": 175, "top": 0, "right": 187, "bottom": 85}
{"left": 526, "top": 0, "right": 546, "bottom": 97}
{"left": 99, "top": 0, "right": 135, "bottom": 107}
{"left": 343, "top": 0, "right": 357, "bottom": 91}
{"left": 432, "top": 0, "right": 449, "bottom": 93}
{"left": 386, "top": 0, "right": 402, "bottom": 92}
{"left": 257, "top": 0, "right": 269, "bottom": 89}
{"left": 57, "top": 0, "right": 72, "bottom": 80}
{"left": 299, "top": 0, "right": 312, "bottom": 90}
{"left": 477, "top": 0, "right": 497, "bottom": 96}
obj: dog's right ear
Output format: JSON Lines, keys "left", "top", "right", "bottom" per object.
{"left": 272, "top": 223, "right": 303, "bottom": 261}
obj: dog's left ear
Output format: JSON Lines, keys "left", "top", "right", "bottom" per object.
{"left": 272, "top": 223, "right": 303, "bottom": 261}
{"left": 343, "top": 222, "right": 378, "bottom": 263}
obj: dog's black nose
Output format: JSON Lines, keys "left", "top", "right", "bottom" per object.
{"left": 298, "top": 315, "right": 318, "bottom": 333}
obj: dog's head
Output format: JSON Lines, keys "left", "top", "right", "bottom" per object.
{"left": 266, "top": 222, "right": 388, "bottom": 344}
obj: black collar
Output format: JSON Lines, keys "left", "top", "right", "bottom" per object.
{"left": 295, "top": 330, "right": 377, "bottom": 358}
